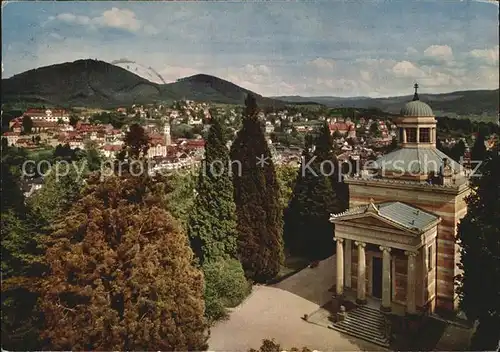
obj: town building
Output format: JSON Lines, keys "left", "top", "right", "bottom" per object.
{"left": 24, "top": 108, "right": 69, "bottom": 123}
{"left": 330, "top": 85, "right": 470, "bottom": 323}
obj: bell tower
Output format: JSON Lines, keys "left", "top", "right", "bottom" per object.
{"left": 163, "top": 120, "right": 171, "bottom": 146}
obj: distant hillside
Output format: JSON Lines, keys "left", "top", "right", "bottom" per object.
{"left": 164, "top": 74, "right": 285, "bottom": 108}
{"left": 275, "top": 89, "right": 499, "bottom": 117}
{"left": 2, "top": 59, "right": 497, "bottom": 116}
{"left": 1, "top": 60, "right": 285, "bottom": 108}
{"left": 2, "top": 59, "right": 163, "bottom": 108}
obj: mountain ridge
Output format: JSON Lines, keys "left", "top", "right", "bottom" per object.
{"left": 2, "top": 59, "right": 498, "bottom": 116}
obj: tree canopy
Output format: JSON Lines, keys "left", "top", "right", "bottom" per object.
{"left": 39, "top": 174, "right": 209, "bottom": 350}
{"left": 230, "top": 94, "right": 284, "bottom": 282}
{"left": 456, "top": 153, "right": 500, "bottom": 350}
{"left": 188, "top": 117, "right": 238, "bottom": 264}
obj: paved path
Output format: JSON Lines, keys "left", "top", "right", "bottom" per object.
{"left": 208, "top": 256, "right": 386, "bottom": 351}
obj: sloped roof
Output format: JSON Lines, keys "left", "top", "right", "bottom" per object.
{"left": 331, "top": 201, "right": 440, "bottom": 232}
{"left": 373, "top": 146, "right": 462, "bottom": 175}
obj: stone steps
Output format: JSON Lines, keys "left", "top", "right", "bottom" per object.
{"left": 329, "top": 305, "right": 390, "bottom": 348}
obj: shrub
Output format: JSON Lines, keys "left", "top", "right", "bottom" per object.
{"left": 249, "top": 338, "right": 312, "bottom": 352}
{"left": 203, "top": 258, "right": 251, "bottom": 322}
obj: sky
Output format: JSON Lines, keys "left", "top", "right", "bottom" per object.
{"left": 1, "top": 0, "right": 499, "bottom": 97}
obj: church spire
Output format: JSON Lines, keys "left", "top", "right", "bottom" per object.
{"left": 413, "top": 83, "right": 420, "bottom": 101}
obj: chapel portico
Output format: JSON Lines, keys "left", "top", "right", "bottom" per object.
{"left": 331, "top": 200, "right": 440, "bottom": 315}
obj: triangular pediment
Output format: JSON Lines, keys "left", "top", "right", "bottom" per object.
{"left": 332, "top": 212, "right": 419, "bottom": 235}
{"left": 350, "top": 216, "right": 397, "bottom": 229}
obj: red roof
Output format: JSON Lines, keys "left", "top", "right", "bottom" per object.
{"left": 3, "top": 132, "right": 20, "bottom": 136}
{"left": 329, "top": 122, "right": 354, "bottom": 132}
{"left": 185, "top": 140, "right": 205, "bottom": 147}
{"left": 32, "top": 120, "right": 58, "bottom": 128}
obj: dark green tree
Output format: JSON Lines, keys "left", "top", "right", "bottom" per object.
{"left": 369, "top": 121, "right": 380, "bottom": 136}
{"left": 1, "top": 160, "right": 45, "bottom": 350}
{"left": 471, "top": 133, "right": 487, "bottom": 163}
{"left": 118, "top": 123, "right": 150, "bottom": 160}
{"left": 230, "top": 94, "right": 284, "bottom": 282}
{"left": 39, "top": 174, "right": 209, "bottom": 350}
{"left": 188, "top": 118, "right": 238, "bottom": 264}
{"left": 249, "top": 338, "right": 312, "bottom": 352}
{"left": 22, "top": 115, "right": 33, "bottom": 134}
{"left": 83, "top": 140, "right": 102, "bottom": 172}
{"left": 283, "top": 123, "right": 344, "bottom": 260}
{"left": 456, "top": 154, "right": 500, "bottom": 350}
{"left": 69, "top": 114, "right": 80, "bottom": 127}
{"left": 449, "top": 139, "right": 466, "bottom": 162}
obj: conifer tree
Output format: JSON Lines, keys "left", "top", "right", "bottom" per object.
{"left": 456, "top": 153, "right": 500, "bottom": 350}
{"left": 188, "top": 117, "right": 238, "bottom": 263}
{"left": 471, "top": 132, "right": 487, "bottom": 163}
{"left": 230, "top": 94, "right": 284, "bottom": 283}
{"left": 284, "top": 123, "right": 343, "bottom": 260}
{"left": 39, "top": 174, "right": 209, "bottom": 350}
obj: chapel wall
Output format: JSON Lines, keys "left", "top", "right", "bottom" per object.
{"left": 347, "top": 181, "right": 468, "bottom": 311}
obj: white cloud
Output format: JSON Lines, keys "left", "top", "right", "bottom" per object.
{"left": 405, "top": 47, "right": 418, "bottom": 56}
{"left": 308, "top": 57, "right": 336, "bottom": 70}
{"left": 360, "top": 70, "right": 372, "bottom": 81}
{"left": 423, "top": 45, "right": 454, "bottom": 61}
{"left": 469, "top": 45, "right": 499, "bottom": 64}
{"left": 55, "top": 13, "right": 91, "bottom": 26}
{"left": 94, "top": 8, "right": 141, "bottom": 32}
{"left": 50, "top": 8, "right": 154, "bottom": 34}
{"left": 391, "top": 61, "right": 425, "bottom": 78}
{"left": 243, "top": 64, "right": 271, "bottom": 75}
{"left": 49, "top": 32, "right": 64, "bottom": 40}
{"left": 159, "top": 65, "right": 200, "bottom": 82}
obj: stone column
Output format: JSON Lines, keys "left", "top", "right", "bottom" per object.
{"left": 345, "top": 239, "right": 352, "bottom": 288}
{"left": 405, "top": 251, "right": 418, "bottom": 315}
{"left": 380, "top": 246, "right": 392, "bottom": 312}
{"left": 335, "top": 238, "right": 344, "bottom": 296}
{"left": 403, "top": 128, "right": 407, "bottom": 143}
{"left": 355, "top": 241, "right": 367, "bottom": 304}
{"left": 416, "top": 128, "right": 420, "bottom": 143}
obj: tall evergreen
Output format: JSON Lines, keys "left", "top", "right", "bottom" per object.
{"left": 284, "top": 122, "right": 344, "bottom": 260}
{"left": 456, "top": 153, "right": 500, "bottom": 350}
{"left": 470, "top": 132, "right": 487, "bottom": 163}
{"left": 188, "top": 117, "right": 238, "bottom": 263}
{"left": 230, "top": 94, "right": 284, "bottom": 283}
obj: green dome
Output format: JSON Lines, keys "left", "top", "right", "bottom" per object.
{"left": 400, "top": 100, "right": 434, "bottom": 117}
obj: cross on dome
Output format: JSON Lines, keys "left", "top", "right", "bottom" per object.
{"left": 413, "top": 83, "right": 419, "bottom": 101}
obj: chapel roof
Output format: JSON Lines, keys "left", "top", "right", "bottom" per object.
{"left": 330, "top": 201, "right": 440, "bottom": 232}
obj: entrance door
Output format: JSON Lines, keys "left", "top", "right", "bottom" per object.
{"left": 372, "top": 257, "right": 383, "bottom": 299}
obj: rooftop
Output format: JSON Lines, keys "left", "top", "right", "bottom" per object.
{"left": 330, "top": 200, "right": 440, "bottom": 233}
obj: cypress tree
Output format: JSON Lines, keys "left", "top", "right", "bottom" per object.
{"left": 471, "top": 132, "right": 487, "bottom": 163}
{"left": 456, "top": 153, "right": 500, "bottom": 350}
{"left": 284, "top": 123, "right": 344, "bottom": 261}
{"left": 188, "top": 117, "right": 238, "bottom": 263}
{"left": 230, "top": 94, "right": 284, "bottom": 283}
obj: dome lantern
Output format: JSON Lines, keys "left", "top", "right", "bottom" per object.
{"left": 394, "top": 84, "right": 437, "bottom": 147}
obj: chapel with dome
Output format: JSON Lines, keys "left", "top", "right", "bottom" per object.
{"left": 329, "top": 84, "right": 471, "bottom": 330}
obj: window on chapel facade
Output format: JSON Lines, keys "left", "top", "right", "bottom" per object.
{"left": 427, "top": 244, "right": 434, "bottom": 272}
{"left": 406, "top": 128, "right": 417, "bottom": 143}
{"left": 420, "top": 128, "right": 430, "bottom": 143}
